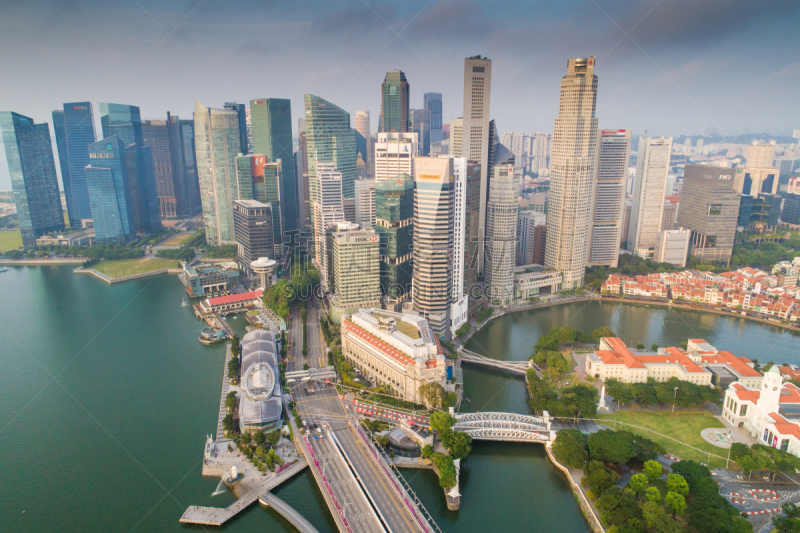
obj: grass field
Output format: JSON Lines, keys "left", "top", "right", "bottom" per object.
{"left": 92, "top": 258, "right": 180, "bottom": 279}
{"left": 159, "top": 232, "right": 194, "bottom": 246}
{"left": 0, "top": 230, "right": 22, "bottom": 253}
{"left": 594, "top": 409, "right": 736, "bottom": 469}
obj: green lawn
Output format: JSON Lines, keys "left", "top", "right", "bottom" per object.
{"left": 160, "top": 232, "right": 194, "bottom": 246}
{"left": 594, "top": 410, "right": 736, "bottom": 469}
{"left": 0, "top": 230, "right": 22, "bottom": 253}
{"left": 92, "top": 258, "right": 181, "bottom": 279}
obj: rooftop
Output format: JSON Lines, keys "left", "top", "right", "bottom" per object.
{"left": 207, "top": 289, "right": 263, "bottom": 307}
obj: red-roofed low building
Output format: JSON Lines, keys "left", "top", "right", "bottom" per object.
{"left": 199, "top": 289, "right": 264, "bottom": 314}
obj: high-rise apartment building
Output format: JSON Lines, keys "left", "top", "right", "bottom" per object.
{"left": 142, "top": 114, "right": 190, "bottom": 219}
{"left": 587, "top": 129, "right": 631, "bottom": 267}
{"left": 313, "top": 162, "right": 346, "bottom": 291}
{"left": 233, "top": 199, "right": 274, "bottom": 276}
{"left": 0, "top": 111, "right": 64, "bottom": 247}
{"left": 676, "top": 165, "right": 740, "bottom": 264}
{"left": 53, "top": 102, "right": 97, "bottom": 227}
{"left": 748, "top": 142, "right": 776, "bottom": 168}
{"left": 85, "top": 136, "right": 136, "bottom": 244}
{"left": 250, "top": 99, "right": 298, "bottom": 233}
{"left": 462, "top": 56, "right": 492, "bottom": 272}
{"left": 380, "top": 71, "right": 409, "bottom": 133}
{"left": 411, "top": 109, "right": 431, "bottom": 156}
{"left": 424, "top": 93, "right": 443, "bottom": 144}
{"left": 628, "top": 136, "right": 673, "bottom": 257}
{"left": 235, "top": 155, "right": 284, "bottom": 257}
{"left": 354, "top": 109, "right": 371, "bottom": 173}
{"left": 450, "top": 118, "right": 463, "bottom": 157}
{"left": 194, "top": 100, "right": 242, "bottom": 246}
{"left": 223, "top": 102, "right": 248, "bottom": 156}
{"left": 99, "top": 102, "right": 161, "bottom": 234}
{"left": 516, "top": 210, "right": 546, "bottom": 266}
{"left": 330, "top": 227, "right": 381, "bottom": 321}
{"left": 374, "top": 132, "right": 417, "bottom": 182}
{"left": 354, "top": 177, "right": 375, "bottom": 228}
{"left": 375, "top": 173, "right": 414, "bottom": 308}
{"left": 484, "top": 147, "right": 519, "bottom": 305}
{"left": 545, "top": 57, "right": 599, "bottom": 289}
{"left": 413, "top": 157, "right": 453, "bottom": 340}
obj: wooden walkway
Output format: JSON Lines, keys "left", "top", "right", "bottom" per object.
{"left": 180, "top": 489, "right": 263, "bottom": 526}
{"left": 216, "top": 343, "right": 233, "bottom": 441}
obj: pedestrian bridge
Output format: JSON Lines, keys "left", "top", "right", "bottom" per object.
{"left": 458, "top": 349, "right": 537, "bottom": 376}
{"left": 453, "top": 412, "right": 553, "bottom": 443}
{"left": 259, "top": 492, "right": 320, "bottom": 533}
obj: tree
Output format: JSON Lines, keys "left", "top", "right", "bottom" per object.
{"left": 596, "top": 486, "right": 642, "bottom": 530}
{"left": 651, "top": 343, "right": 659, "bottom": 351}
{"left": 254, "top": 430, "right": 266, "bottom": 446}
{"left": 583, "top": 460, "right": 619, "bottom": 495}
{"left": 418, "top": 382, "right": 447, "bottom": 409}
{"left": 241, "top": 431, "right": 252, "bottom": 445}
{"left": 421, "top": 445, "right": 434, "bottom": 459}
{"left": 636, "top": 342, "right": 645, "bottom": 350}
{"left": 429, "top": 411, "right": 457, "bottom": 433}
{"left": 641, "top": 501, "right": 681, "bottom": 533}
{"left": 592, "top": 327, "right": 616, "bottom": 340}
{"left": 222, "top": 414, "right": 235, "bottom": 433}
{"left": 665, "top": 491, "right": 687, "bottom": 516}
{"left": 645, "top": 486, "right": 662, "bottom": 504}
{"left": 773, "top": 502, "right": 800, "bottom": 532}
{"left": 267, "top": 431, "right": 281, "bottom": 446}
{"left": 546, "top": 352, "right": 571, "bottom": 373}
{"left": 559, "top": 327, "right": 577, "bottom": 343}
{"left": 442, "top": 430, "right": 472, "bottom": 460}
{"left": 643, "top": 460, "right": 662, "bottom": 482}
{"left": 666, "top": 473, "right": 689, "bottom": 497}
{"left": 588, "top": 430, "right": 636, "bottom": 464}
{"left": 626, "top": 473, "right": 648, "bottom": 495}
{"left": 552, "top": 429, "right": 589, "bottom": 468}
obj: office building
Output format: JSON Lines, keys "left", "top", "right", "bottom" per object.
{"left": 450, "top": 158, "right": 482, "bottom": 332}
{"left": 654, "top": 228, "right": 690, "bottom": 267}
{"left": 411, "top": 109, "right": 430, "bottom": 156}
{"left": 748, "top": 142, "right": 775, "bottom": 168}
{"left": 142, "top": 114, "right": 190, "bottom": 218}
{"left": 749, "top": 194, "right": 782, "bottom": 227}
{"left": 297, "top": 119, "right": 309, "bottom": 229}
{"left": 354, "top": 109, "right": 371, "bottom": 174}
{"left": 245, "top": 109, "right": 253, "bottom": 153}
{"left": 250, "top": 99, "right": 298, "bottom": 233}
{"left": 484, "top": 146, "right": 519, "bottom": 305}
{"left": 53, "top": 102, "right": 97, "bottom": 227}
{"left": 413, "top": 157, "right": 453, "bottom": 340}
{"left": 340, "top": 309, "right": 448, "bottom": 404}
{"left": 517, "top": 210, "right": 546, "bottom": 266}
{"left": 0, "top": 111, "right": 64, "bottom": 247}
{"left": 354, "top": 177, "right": 375, "bottom": 228}
{"left": 740, "top": 167, "right": 779, "bottom": 196}
{"left": 223, "top": 102, "right": 248, "bottom": 155}
{"left": 375, "top": 173, "right": 414, "bottom": 308}
{"left": 99, "top": 102, "right": 161, "bottom": 234}
{"left": 528, "top": 132, "right": 552, "bottom": 173}
{"left": 374, "top": 132, "right": 417, "bottom": 182}
{"left": 330, "top": 228, "right": 382, "bottom": 322}
{"left": 661, "top": 199, "right": 679, "bottom": 230}
{"left": 424, "top": 92, "right": 443, "bottom": 144}
{"left": 676, "top": 165, "right": 740, "bottom": 264}
{"left": 85, "top": 136, "right": 136, "bottom": 244}
{"left": 545, "top": 57, "right": 599, "bottom": 289}
{"left": 178, "top": 119, "right": 202, "bottom": 215}
{"left": 233, "top": 199, "right": 274, "bottom": 276}
{"left": 513, "top": 265, "right": 562, "bottom": 299}
{"left": 304, "top": 94, "right": 357, "bottom": 231}
{"left": 180, "top": 262, "right": 240, "bottom": 297}
{"left": 783, "top": 193, "right": 800, "bottom": 225}
{"left": 628, "top": 136, "right": 672, "bottom": 257}
{"left": 587, "top": 129, "right": 631, "bottom": 267}
{"left": 194, "top": 100, "right": 242, "bottom": 245}
{"left": 461, "top": 56, "right": 492, "bottom": 272}
{"left": 380, "top": 71, "right": 409, "bottom": 133}
{"left": 313, "top": 162, "right": 346, "bottom": 291}
{"left": 450, "top": 117, "right": 463, "bottom": 157}
{"left": 235, "top": 155, "right": 284, "bottom": 257}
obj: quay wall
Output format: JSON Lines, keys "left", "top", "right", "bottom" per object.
{"left": 545, "top": 443, "right": 604, "bottom": 533}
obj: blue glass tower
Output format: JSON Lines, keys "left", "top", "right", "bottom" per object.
{"left": 224, "top": 102, "right": 248, "bottom": 156}
{"left": 99, "top": 102, "right": 161, "bottom": 234}
{"left": 54, "top": 102, "right": 96, "bottom": 227}
{"left": 85, "top": 136, "right": 135, "bottom": 244}
{"left": 0, "top": 111, "right": 65, "bottom": 247}
{"left": 424, "top": 92, "right": 442, "bottom": 143}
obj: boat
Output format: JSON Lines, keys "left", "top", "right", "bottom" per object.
{"left": 465, "top": 398, "right": 471, "bottom": 403}
{"left": 0, "top": 269, "right": 8, "bottom": 273}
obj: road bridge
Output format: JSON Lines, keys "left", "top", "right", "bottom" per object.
{"left": 260, "top": 492, "right": 320, "bottom": 533}
{"left": 453, "top": 411, "right": 553, "bottom": 443}
{"left": 458, "top": 349, "right": 537, "bottom": 376}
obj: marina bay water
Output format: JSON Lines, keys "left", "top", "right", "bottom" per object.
{"left": 3, "top": 267, "right": 799, "bottom": 532}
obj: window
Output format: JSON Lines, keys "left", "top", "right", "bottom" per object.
{"left": 708, "top": 204, "right": 722, "bottom": 216}
{"left": 740, "top": 404, "right": 747, "bottom": 416}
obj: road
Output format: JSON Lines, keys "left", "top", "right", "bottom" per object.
{"left": 288, "top": 302, "right": 303, "bottom": 373}
{"left": 306, "top": 296, "right": 326, "bottom": 369}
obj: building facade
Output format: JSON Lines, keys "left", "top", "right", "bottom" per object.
{"left": 330, "top": 228, "right": 382, "bottom": 321}
{"left": 380, "top": 71, "right": 410, "bottom": 133}
{"left": 628, "top": 136, "right": 673, "bottom": 257}
{"left": 545, "top": 57, "right": 599, "bottom": 289}
{"left": 354, "top": 177, "right": 376, "bottom": 228}
{"left": 354, "top": 109, "right": 371, "bottom": 174}
{"left": 450, "top": 158, "right": 482, "bottom": 333}
{"left": 85, "top": 136, "right": 136, "bottom": 244}
{"left": 235, "top": 155, "right": 284, "bottom": 258}
{"left": 484, "top": 157, "right": 519, "bottom": 305}
{"left": 142, "top": 114, "right": 191, "bottom": 219}
{"left": 233, "top": 199, "right": 274, "bottom": 277}
{"left": 517, "top": 210, "right": 546, "bottom": 266}
{"left": 410, "top": 108, "right": 430, "bottom": 157}
{"left": 53, "top": 102, "right": 97, "bottom": 227}
{"left": 423, "top": 92, "right": 443, "bottom": 144}
{"left": 374, "top": 132, "right": 417, "bottom": 182}
{"left": 654, "top": 228, "right": 690, "bottom": 267}
{"left": 375, "top": 173, "right": 414, "bottom": 308}
{"left": 313, "top": 162, "right": 346, "bottom": 291}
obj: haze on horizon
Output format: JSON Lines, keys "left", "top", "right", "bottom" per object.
{"left": 0, "top": 0, "right": 798, "bottom": 189}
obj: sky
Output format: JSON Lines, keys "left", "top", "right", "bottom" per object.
{"left": 1, "top": 0, "right": 799, "bottom": 189}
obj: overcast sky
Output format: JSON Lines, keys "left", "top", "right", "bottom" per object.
{"left": 1, "top": 0, "right": 799, "bottom": 189}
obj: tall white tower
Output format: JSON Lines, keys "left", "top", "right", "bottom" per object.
{"left": 757, "top": 366, "right": 784, "bottom": 420}
{"left": 627, "top": 136, "right": 673, "bottom": 257}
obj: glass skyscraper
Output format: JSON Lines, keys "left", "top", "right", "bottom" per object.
{"left": 0, "top": 111, "right": 64, "bottom": 247}
{"left": 375, "top": 173, "right": 413, "bottom": 300}
{"left": 380, "top": 71, "right": 409, "bottom": 133}
{"left": 85, "top": 136, "right": 136, "bottom": 244}
{"left": 99, "top": 102, "right": 161, "bottom": 234}
{"left": 54, "top": 102, "right": 96, "bottom": 227}
{"left": 142, "top": 113, "right": 191, "bottom": 218}
{"left": 411, "top": 109, "right": 431, "bottom": 156}
{"left": 423, "top": 92, "right": 442, "bottom": 143}
{"left": 236, "top": 155, "right": 283, "bottom": 256}
{"left": 250, "top": 99, "right": 298, "bottom": 233}
{"left": 223, "top": 102, "right": 248, "bottom": 156}
{"left": 178, "top": 119, "right": 202, "bottom": 215}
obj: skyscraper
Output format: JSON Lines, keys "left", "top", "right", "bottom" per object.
{"left": 587, "top": 128, "right": 631, "bottom": 267}
{"left": 194, "top": 100, "right": 242, "bottom": 246}
{"left": 223, "top": 102, "right": 248, "bottom": 156}
{"left": 235, "top": 155, "right": 284, "bottom": 257}
{"left": 461, "top": 56, "right": 492, "bottom": 273}
{"left": 449, "top": 117, "right": 463, "bottom": 157}
{"left": 484, "top": 145, "right": 519, "bottom": 305}
{"left": 410, "top": 109, "right": 431, "bottom": 156}
{"left": 353, "top": 177, "right": 375, "bottom": 228}
{"left": 53, "top": 102, "right": 97, "bottom": 227}
{"left": 304, "top": 94, "right": 357, "bottom": 240}
{"left": 0, "top": 111, "right": 64, "bottom": 247}
{"left": 450, "top": 158, "right": 481, "bottom": 333}
{"left": 748, "top": 142, "right": 775, "bottom": 168}
{"left": 628, "top": 136, "right": 673, "bottom": 256}
{"left": 233, "top": 199, "right": 273, "bottom": 275}
{"left": 380, "top": 71, "right": 409, "bottom": 133}
{"left": 142, "top": 113, "right": 190, "bottom": 219}
{"left": 424, "top": 92, "right": 443, "bottom": 144}
{"left": 330, "top": 227, "right": 381, "bottom": 321}
{"left": 375, "top": 173, "right": 414, "bottom": 308}
{"left": 413, "top": 157, "right": 453, "bottom": 340}
{"left": 250, "top": 99, "right": 298, "bottom": 233}
{"left": 99, "top": 102, "right": 161, "bottom": 233}
{"left": 516, "top": 210, "right": 546, "bottom": 266}
{"left": 177, "top": 119, "right": 202, "bottom": 215}
{"left": 297, "top": 119, "right": 309, "bottom": 229}
{"left": 85, "top": 136, "right": 136, "bottom": 244}
{"left": 374, "top": 132, "right": 417, "bottom": 182}
{"left": 354, "top": 109, "right": 371, "bottom": 173}
{"left": 313, "top": 162, "right": 346, "bottom": 291}
{"left": 544, "top": 57, "right": 599, "bottom": 289}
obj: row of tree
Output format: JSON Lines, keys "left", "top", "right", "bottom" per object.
{"left": 526, "top": 369, "right": 599, "bottom": 418}
{"left": 552, "top": 428, "right": 665, "bottom": 469}
{"left": 604, "top": 377, "right": 721, "bottom": 408}
{"left": 730, "top": 442, "right": 800, "bottom": 480}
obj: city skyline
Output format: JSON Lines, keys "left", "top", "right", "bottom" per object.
{"left": 1, "top": 0, "right": 799, "bottom": 189}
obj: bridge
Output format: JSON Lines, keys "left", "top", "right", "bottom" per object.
{"left": 260, "top": 492, "right": 320, "bottom": 533}
{"left": 458, "top": 349, "right": 537, "bottom": 376}
{"left": 453, "top": 411, "right": 553, "bottom": 443}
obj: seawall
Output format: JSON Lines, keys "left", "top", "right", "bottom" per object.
{"left": 545, "top": 443, "right": 604, "bottom": 533}
{"left": 73, "top": 267, "right": 183, "bottom": 284}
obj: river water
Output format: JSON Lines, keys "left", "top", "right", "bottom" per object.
{"left": 3, "top": 267, "right": 798, "bottom": 532}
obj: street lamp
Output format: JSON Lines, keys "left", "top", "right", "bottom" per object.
{"left": 672, "top": 386, "right": 679, "bottom": 413}
{"left": 726, "top": 430, "right": 733, "bottom": 469}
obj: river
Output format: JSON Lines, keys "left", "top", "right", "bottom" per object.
{"left": 3, "top": 267, "right": 798, "bottom": 532}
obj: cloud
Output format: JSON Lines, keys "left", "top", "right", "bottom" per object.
{"left": 309, "top": 3, "right": 397, "bottom": 36}
{"left": 237, "top": 40, "right": 279, "bottom": 55}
